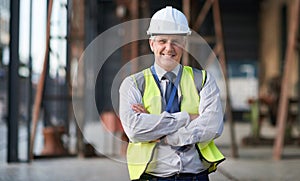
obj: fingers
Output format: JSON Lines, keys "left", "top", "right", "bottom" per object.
{"left": 131, "top": 104, "right": 149, "bottom": 113}
{"left": 149, "top": 139, "right": 160, "bottom": 143}
{"left": 189, "top": 114, "right": 199, "bottom": 121}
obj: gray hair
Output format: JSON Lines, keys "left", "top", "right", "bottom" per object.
{"left": 149, "top": 35, "right": 156, "bottom": 40}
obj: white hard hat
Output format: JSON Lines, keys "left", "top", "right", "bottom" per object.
{"left": 147, "top": 6, "right": 191, "bottom": 36}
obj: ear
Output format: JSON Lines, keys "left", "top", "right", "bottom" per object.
{"left": 149, "top": 39, "right": 154, "bottom": 52}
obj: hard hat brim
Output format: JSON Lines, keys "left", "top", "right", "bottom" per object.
{"left": 146, "top": 31, "right": 192, "bottom": 36}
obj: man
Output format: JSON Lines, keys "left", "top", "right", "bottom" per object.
{"left": 119, "top": 6, "right": 225, "bottom": 181}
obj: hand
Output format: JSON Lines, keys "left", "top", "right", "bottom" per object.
{"left": 189, "top": 114, "right": 199, "bottom": 121}
{"left": 131, "top": 104, "right": 149, "bottom": 114}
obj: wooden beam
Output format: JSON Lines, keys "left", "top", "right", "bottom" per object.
{"left": 212, "top": 0, "right": 239, "bottom": 158}
{"left": 192, "top": 0, "right": 214, "bottom": 31}
{"left": 182, "top": 0, "right": 191, "bottom": 66}
{"left": 182, "top": 0, "right": 191, "bottom": 23}
{"left": 30, "top": 0, "right": 53, "bottom": 159}
{"left": 273, "top": 0, "right": 299, "bottom": 160}
{"left": 130, "top": 0, "right": 139, "bottom": 73}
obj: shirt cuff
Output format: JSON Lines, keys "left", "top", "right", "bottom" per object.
{"left": 172, "top": 111, "right": 190, "bottom": 128}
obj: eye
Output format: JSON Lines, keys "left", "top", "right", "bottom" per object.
{"left": 157, "top": 39, "right": 167, "bottom": 44}
{"left": 172, "top": 40, "right": 180, "bottom": 46}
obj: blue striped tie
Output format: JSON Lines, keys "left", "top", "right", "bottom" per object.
{"left": 163, "top": 72, "right": 179, "bottom": 113}
{"left": 164, "top": 72, "right": 191, "bottom": 152}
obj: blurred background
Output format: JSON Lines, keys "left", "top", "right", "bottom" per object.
{"left": 0, "top": 0, "right": 299, "bottom": 180}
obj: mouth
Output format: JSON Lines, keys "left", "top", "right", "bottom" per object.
{"left": 161, "top": 53, "right": 175, "bottom": 58}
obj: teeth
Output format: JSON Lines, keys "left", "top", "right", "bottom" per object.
{"left": 162, "top": 54, "right": 174, "bottom": 56}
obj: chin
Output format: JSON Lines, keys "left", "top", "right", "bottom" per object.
{"left": 161, "top": 62, "right": 178, "bottom": 70}
{"left": 161, "top": 56, "right": 178, "bottom": 63}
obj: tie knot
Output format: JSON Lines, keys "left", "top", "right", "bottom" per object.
{"left": 163, "top": 72, "right": 176, "bottom": 82}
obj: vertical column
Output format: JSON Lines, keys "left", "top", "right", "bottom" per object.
{"left": 182, "top": 0, "right": 190, "bottom": 66}
{"left": 71, "top": 0, "right": 85, "bottom": 156}
{"left": 7, "top": 0, "right": 20, "bottom": 163}
{"left": 259, "top": 0, "right": 282, "bottom": 94}
{"left": 27, "top": 0, "right": 33, "bottom": 162}
{"left": 130, "top": 0, "right": 139, "bottom": 73}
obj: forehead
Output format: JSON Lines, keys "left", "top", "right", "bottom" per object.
{"left": 154, "top": 35, "right": 185, "bottom": 41}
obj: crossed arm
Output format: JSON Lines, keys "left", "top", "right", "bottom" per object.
{"left": 131, "top": 104, "right": 199, "bottom": 122}
{"left": 119, "top": 72, "right": 224, "bottom": 146}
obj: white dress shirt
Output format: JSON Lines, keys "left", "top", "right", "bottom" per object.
{"left": 119, "top": 63, "right": 224, "bottom": 177}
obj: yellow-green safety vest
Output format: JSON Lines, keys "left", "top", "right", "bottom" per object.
{"left": 127, "top": 66, "right": 225, "bottom": 180}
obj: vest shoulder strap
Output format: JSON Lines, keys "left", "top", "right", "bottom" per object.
{"left": 192, "top": 68, "right": 207, "bottom": 93}
{"left": 131, "top": 71, "right": 145, "bottom": 94}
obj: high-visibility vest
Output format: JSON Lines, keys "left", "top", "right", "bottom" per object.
{"left": 127, "top": 66, "right": 225, "bottom": 180}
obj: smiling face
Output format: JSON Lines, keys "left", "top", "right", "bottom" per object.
{"left": 149, "top": 35, "right": 186, "bottom": 71}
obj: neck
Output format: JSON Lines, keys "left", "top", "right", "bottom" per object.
{"left": 155, "top": 63, "right": 178, "bottom": 72}
{"left": 163, "top": 66, "right": 176, "bottom": 72}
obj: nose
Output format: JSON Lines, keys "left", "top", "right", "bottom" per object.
{"left": 165, "top": 41, "right": 174, "bottom": 52}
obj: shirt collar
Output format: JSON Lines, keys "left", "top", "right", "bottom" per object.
{"left": 154, "top": 63, "right": 181, "bottom": 81}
